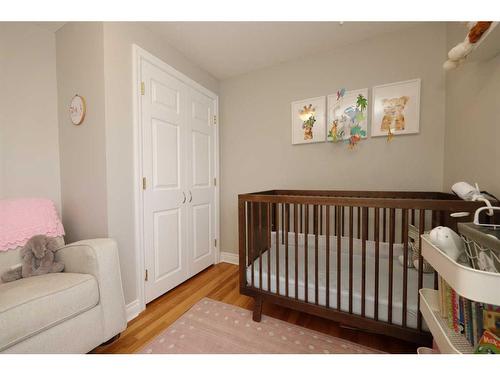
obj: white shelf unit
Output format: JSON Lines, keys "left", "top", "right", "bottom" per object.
{"left": 419, "top": 288, "right": 473, "bottom": 354}
{"left": 420, "top": 234, "right": 500, "bottom": 353}
{"left": 421, "top": 234, "right": 500, "bottom": 306}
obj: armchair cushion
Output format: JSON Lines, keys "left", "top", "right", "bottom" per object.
{"left": 0, "top": 273, "right": 99, "bottom": 351}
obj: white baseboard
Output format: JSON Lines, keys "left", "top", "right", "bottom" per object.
{"left": 219, "top": 251, "right": 238, "bottom": 265}
{"left": 125, "top": 299, "right": 141, "bottom": 322}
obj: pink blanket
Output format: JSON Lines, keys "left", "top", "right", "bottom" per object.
{"left": 0, "top": 198, "right": 65, "bottom": 251}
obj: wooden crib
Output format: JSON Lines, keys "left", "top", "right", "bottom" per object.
{"left": 238, "top": 190, "right": 485, "bottom": 345}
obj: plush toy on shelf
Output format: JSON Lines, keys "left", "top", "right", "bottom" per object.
{"left": 443, "top": 21, "right": 494, "bottom": 71}
{"left": 429, "top": 226, "right": 466, "bottom": 262}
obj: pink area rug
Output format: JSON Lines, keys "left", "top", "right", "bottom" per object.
{"left": 139, "top": 298, "right": 383, "bottom": 354}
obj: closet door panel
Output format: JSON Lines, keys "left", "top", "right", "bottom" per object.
{"left": 142, "top": 60, "right": 189, "bottom": 303}
{"left": 186, "top": 88, "right": 216, "bottom": 275}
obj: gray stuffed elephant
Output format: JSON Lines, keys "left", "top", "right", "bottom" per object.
{"left": 1, "top": 235, "right": 64, "bottom": 283}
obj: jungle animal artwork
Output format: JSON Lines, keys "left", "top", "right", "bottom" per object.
{"left": 291, "top": 96, "right": 326, "bottom": 145}
{"left": 327, "top": 89, "right": 368, "bottom": 149}
{"left": 371, "top": 79, "right": 420, "bottom": 139}
{"left": 380, "top": 96, "right": 410, "bottom": 132}
{"left": 299, "top": 104, "right": 316, "bottom": 140}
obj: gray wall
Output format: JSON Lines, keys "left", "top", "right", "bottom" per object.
{"left": 102, "top": 22, "right": 219, "bottom": 305}
{"left": 443, "top": 23, "right": 500, "bottom": 198}
{"left": 0, "top": 23, "right": 61, "bottom": 209}
{"left": 219, "top": 23, "right": 447, "bottom": 254}
{"left": 56, "top": 22, "right": 108, "bottom": 242}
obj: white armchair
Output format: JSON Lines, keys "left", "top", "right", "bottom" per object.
{"left": 0, "top": 239, "right": 127, "bottom": 353}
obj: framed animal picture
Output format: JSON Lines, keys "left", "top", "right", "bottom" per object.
{"left": 327, "top": 88, "right": 368, "bottom": 148}
{"left": 371, "top": 79, "right": 421, "bottom": 138}
{"left": 291, "top": 96, "right": 326, "bottom": 145}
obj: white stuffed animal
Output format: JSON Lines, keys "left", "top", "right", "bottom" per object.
{"left": 429, "top": 226, "right": 465, "bottom": 262}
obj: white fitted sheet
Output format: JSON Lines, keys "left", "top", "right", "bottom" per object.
{"left": 246, "top": 232, "right": 433, "bottom": 329}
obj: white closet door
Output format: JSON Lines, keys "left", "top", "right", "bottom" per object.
{"left": 141, "top": 60, "right": 190, "bottom": 303}
{"left": 186, "top": 87, "right": 217, "bottom": 275}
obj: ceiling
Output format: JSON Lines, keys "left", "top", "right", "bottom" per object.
{"left": 144, "top": 22, "right": 420, "bottom": 80}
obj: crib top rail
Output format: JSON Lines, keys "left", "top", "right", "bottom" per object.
{"left": 238, "top": 189, "right": 486, "bottom": 211}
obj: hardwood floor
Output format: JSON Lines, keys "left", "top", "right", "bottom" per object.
{"left": 91, "top": 262, "right": 419, "bottom": 354}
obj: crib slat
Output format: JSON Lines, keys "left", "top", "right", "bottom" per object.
{"left": 383, "top": 208, "right": 387, "bottom": 242}
{"left": 326, "top": 205, "right": 330, "bottom": 308}
{"left": 341, "top": 206, "right": 345, "bottom": 236}
{"left": 357, "top": 206, "right": 361, "bottom": 239}
{"left": 281, "top": 204, "right": 285, "bottom": 245}
{"left": 268, "top": 203, "right": 272, "bottom": 292}
{"left": 259, "top": 203, "right": 263, "bottom": 291}
{"left": 417, "top": 209, "right": 425, "bottom": 331}
{"left": 250, "top": 203, "right": 254, "bottom": 288}
{"left": 402, "top": 208, "right": 408, "bottom": 327}
{"left": 300, "top": 204, "right": 303, "bottom": 233}
{"left": 239, "top": 201, "right": 247, "bottom": 289}
{"left": 313, "top": 205, "right": 317, "bottom": 235}
{"left": 336, "top": 206, "right": 342, "bottom": 310}
{"left": 304, "top": 204, "right": 309, "bottom": 303}
{"left": 361, "top": 207, "right": 368, "bottom": 317}
{"left": 285, "top": 203, "right": 289, "bottom": 297}
{"left": 374, "top": 207, "right": 380, "bottom": 321}
{"left": 276, "top": 203, "right": 280, "bottom": 295}
{"left": 294, "top": 203, "right": 299, "bottom": 299}
{"left": 320, "top": 205, "right": 323, "bottom": 236}
{"left": 349, "top": 206, "right": 354, "bottom": 314}
{"left": 315, "top": 205, "right": 319, "bottom": 305}
{"left": 334, "top": 206, "right": 337, "bottom": 236}
{"left": 388, "top": 208, "right": 395, "bottom": 324}
{"left": 267, "top": 202, "right": 271, "bottom": 250}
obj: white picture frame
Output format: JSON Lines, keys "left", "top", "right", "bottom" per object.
{"left": 291, "top": 96, "right": 326, "bottom": 145}
{"left": 371, "top": 79, "right": 421, "bottom": 137}
{"left": 327, "top": 88, "right": 369, "bottom": 143}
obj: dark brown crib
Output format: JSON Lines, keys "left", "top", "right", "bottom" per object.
{"left": 238, "top": 190, "right": 485, "bottom": 345}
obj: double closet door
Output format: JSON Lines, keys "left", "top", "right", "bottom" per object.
{"left": 141, "top": 58, "right": 217, "bottom": 304}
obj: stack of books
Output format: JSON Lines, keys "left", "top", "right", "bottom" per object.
{"left": 438, "top": 277, "right": 500, "bottom": 348}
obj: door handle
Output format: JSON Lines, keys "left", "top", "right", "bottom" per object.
{"left": 188, "top": 191, "right": 192, "bottom": 203}
{"left": 182, "top": 191, "right": 186, "bottom": 204}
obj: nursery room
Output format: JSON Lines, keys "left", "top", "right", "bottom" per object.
{"left": 1, "top": 0, "right": 500, "bottom": 370}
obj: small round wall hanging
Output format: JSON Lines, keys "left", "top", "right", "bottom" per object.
{"left": 69, "top": 94, "right": 86, "bottom": 125}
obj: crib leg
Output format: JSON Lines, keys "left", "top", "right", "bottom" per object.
{"left": 252, "top": 296, "right": 263, "bottom": 322}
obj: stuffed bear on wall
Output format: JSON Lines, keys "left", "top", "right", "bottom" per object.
{"left": 1, "top": 235, "right": 64, "bottom": 283}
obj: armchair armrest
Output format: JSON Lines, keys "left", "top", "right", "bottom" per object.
{"left": 55, "top": 239, "right": 127, "bottom": 341}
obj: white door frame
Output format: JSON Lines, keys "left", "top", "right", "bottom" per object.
{"left": 132, "top": 44, "right": 220, "bottom": 314}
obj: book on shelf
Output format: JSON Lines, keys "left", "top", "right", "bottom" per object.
{"left": 437, "top": 277, "right": 499, "bottom": 350}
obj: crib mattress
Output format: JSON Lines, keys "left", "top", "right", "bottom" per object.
{"left": 246, "top": 233, "right": 433, "bottom": 329}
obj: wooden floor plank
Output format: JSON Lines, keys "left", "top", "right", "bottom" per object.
{"left": 91, "top": 263, "right": 418, "bottom": 354}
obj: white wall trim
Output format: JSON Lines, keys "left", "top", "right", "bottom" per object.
{"left": 132, "top": 44, "right": 220, "bottom": 312}
{"left": 219, "top": 251, "right": 239, "bottom": 265}
{"left": 132, "top": 45, "right": 146, "bottom": 316}
{"left": 125, "top": 299, "right": 141, "bottom": 322}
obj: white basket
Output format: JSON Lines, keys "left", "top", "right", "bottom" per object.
{"left": 459, "top": 223, "right": 500, "bottom": 274}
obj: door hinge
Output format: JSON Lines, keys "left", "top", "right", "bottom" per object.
{"left": 213, "top": 115, "right": 217, "bottom": 125}
{"left": 140, "top": 81, "right": 145, "bottom": 96}
{"left": 142, "top": 177, "right": 147, "bottom": 190}
{"left": 145, "top": 269, "right": 148, "bottom": 282}
{"left": 214, "top": 239, "right": 217, "bottom": 248}
{"left": 213, "top": 177, "right": 217, "bottom": 186}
